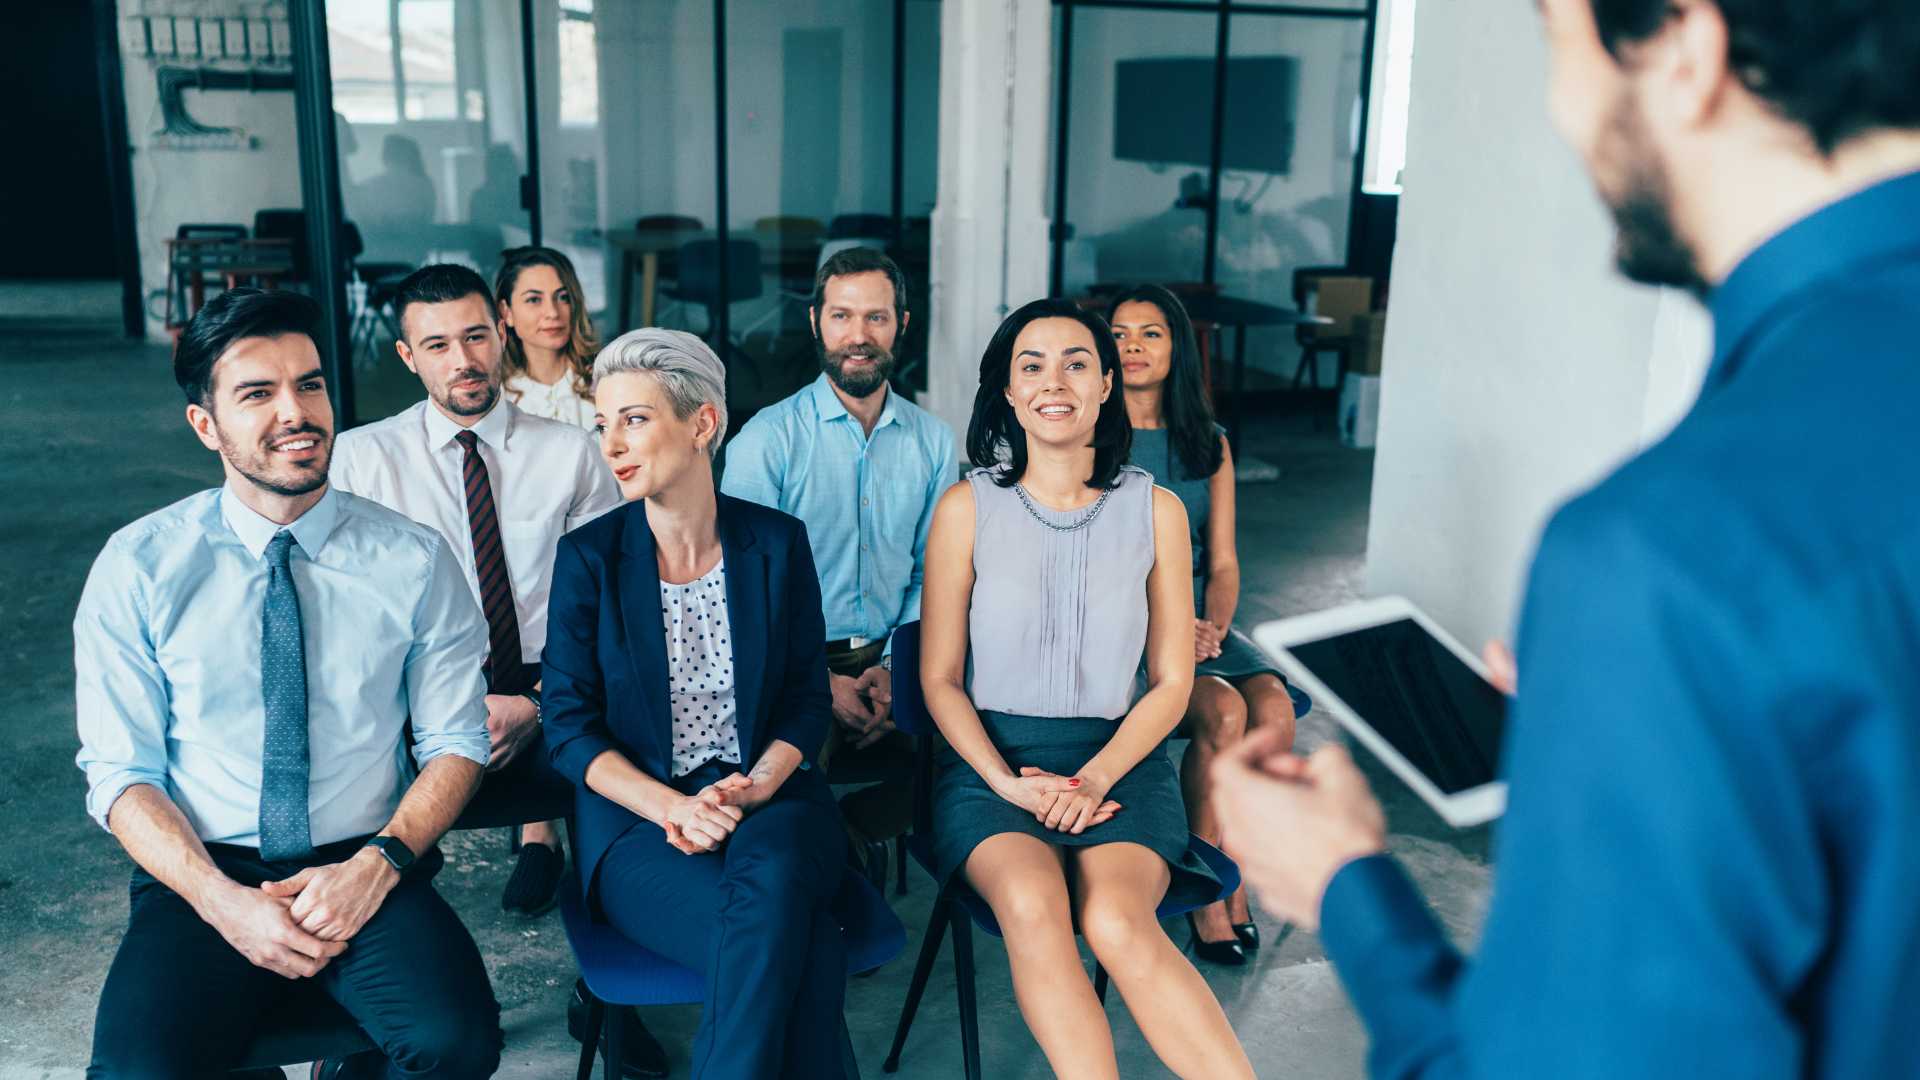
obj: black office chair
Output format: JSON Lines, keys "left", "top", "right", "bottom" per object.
{"left": 662, "top": 238, "right": 763, "bottom": 371}
{"left": 168, "top": 223, "right": 249, "bottom": 327}
{"left": 252, "top": 209, "right": 309, "bottom": 284}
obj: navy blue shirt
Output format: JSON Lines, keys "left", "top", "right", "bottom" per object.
{"left": 1319, "top": 170, "right": 1920, "bottom": 1078}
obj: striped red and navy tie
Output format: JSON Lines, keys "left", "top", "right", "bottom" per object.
{"left": 455, "top": 430, "right": 528, "bottom": 694}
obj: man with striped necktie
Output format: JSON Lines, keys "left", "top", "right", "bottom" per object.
{"left": 330, "top": 265, "right": 667, "bottom": 1077}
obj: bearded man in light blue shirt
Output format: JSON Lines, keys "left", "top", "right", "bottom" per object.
{"left": 75, "top": 289, "right": 500, "bottom": 1079}
{"left": 722, "top": 247, "right": 955, "bottom": 860}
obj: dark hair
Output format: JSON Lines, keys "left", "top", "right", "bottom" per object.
{"left": 967, "top": 299, "right": 1131, "bottom": 490}
{"left": 1105, "top": 284, "right": 1223, "bottom": 480}
{"left": 494, "top": 246, "right": 598, "bottom": 399}
{"left": 393, "top": 263, "right": 493, "bottom": 341}
{"left": 173, "top": 287, "right": 321, "bottom": 407}
{"left": 810, "top": 246, "right": 908, "bottom": 324}
{"left": 1591, "top": 1, "right": 1920, "bottom": 154}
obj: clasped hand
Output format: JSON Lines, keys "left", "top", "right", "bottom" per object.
{"left": 830, "top": 667, "right": 896, "bottom": 750}
{"left": 1195, "top": 618, "right": 1226, "bottom": 663}
{"left": 661, "top": 772, "right": 778, "bottom": 854}
{"left": 996, "top": 766, "right": 1121, "bottom": 835}
{"left": 210, "top": 848, "right": 398, "bottom": 977}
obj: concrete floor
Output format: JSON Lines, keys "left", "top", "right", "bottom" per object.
{"left": 0, "top": 284, "right": 1492, "bottom": 1078}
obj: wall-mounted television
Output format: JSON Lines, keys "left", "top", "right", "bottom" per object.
{"left": 1113, "top": 56, "right": 1299, "bottom": 175}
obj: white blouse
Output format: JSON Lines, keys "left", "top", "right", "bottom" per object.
{"left": 504, "top": 372, "right": 597, "bottom": 430}
{"left": 663, "top": 560, "right": 742, "bottom": 777}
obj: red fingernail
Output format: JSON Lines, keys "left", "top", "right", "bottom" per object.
{"left": 1068, "top": 778, "right": 1082, "bottom": 787}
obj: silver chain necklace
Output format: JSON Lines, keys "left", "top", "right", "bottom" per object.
{"left": 1013, "top": 483, "right": 1113, "bottom": 532}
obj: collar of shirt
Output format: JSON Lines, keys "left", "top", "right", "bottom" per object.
{"left": 1706, "top": 167, "right": 1920, "bottom": 392}
{"left": 807, "top": 372, "right": 898, "bottom": 436}
{"left": 423, "top": 396, "right": 516, "bottom": 454}
{"left": 219, "top": 483, "right": 344, "bottom": 559}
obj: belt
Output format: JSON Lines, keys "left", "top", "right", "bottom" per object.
{"left": 826, "top": 635, "right": 882, "bottom": 652}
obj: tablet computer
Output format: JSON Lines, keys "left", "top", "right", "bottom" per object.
{"left": 1253, "top": 596, "right": 1508, "bottom": 828}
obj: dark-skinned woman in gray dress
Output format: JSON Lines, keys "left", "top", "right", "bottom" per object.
{"left": 1108, "top": 284, "right": 1313, "bottom": 965}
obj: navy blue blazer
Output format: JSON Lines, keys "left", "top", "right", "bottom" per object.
{"left": 543, "top": 494, "right": 830, "bottom": 896}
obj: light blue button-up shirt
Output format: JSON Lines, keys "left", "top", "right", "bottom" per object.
{"left": 74, "top": 484, "right": 491, "bottom": 848}
{"left": 721, "top": 374, "right": 956, "bottom": 657}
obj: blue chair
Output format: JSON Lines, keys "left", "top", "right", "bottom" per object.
{"left": 879, "top": 621, "right": 1242, "bottom": 1080}
{"left": 559, "top": 861, "right": 907, "bottom": 1080}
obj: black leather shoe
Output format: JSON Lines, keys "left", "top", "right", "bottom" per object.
{"left": 1186, "top": 912, "right": 1247, "bottom": 966}
{"left": 500, "top": 841, "right": 564, "bottom": 916}
{"left": 310, "top": 1050, "right": 384, "bottom": 1079}
{"left": 1233, "top": 920, "right": 1260, "bottom": 952}
{"left": 568, "top": 980, "right": 669, "bottom": 1078}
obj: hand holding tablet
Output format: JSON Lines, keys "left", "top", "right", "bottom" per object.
{"left": 1253, "top": 597, "right": 1510, "bottom": 828}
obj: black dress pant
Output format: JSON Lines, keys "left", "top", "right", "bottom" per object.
{"left": 88, "top": 838, "right": 502, "bottom": 1079}
{"left": 595, "top": 762, "right": 847, "bottom": 1080}
{"left": 450, "top": 662, "right": 574, "bottom": 832}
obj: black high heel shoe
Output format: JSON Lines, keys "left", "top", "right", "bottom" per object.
{"left": 1186, "top": 912, "right": 1248, "bottom": 966}
{"left": 1233, "top": 920, "right": 1260, "bottom": 951}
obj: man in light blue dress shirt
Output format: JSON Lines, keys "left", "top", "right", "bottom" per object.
{"left": 1212, "top": 3, "right": 1920, "bottom": 1077}
{"left": 722, "top": 247, "right": 956, "bottom": 855}
{"left": 75, "top": 289, "right": 501, "bottom": 1078}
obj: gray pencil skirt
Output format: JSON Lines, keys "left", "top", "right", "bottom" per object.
{"left": 930, "top": 711, "right": 1221, "bottom": 910}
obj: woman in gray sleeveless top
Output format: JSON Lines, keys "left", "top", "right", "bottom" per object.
{"left": 1110, "top": 284, "right": 1313, "bottom": 965}
{"left": 920, "top": 300, "right": 1253, "bottom": 1079}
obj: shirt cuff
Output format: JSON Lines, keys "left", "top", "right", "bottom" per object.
{"left": 86, "top": 769, "right": 167, "bottom": 832}
{"left": 413, "top": 731, "right": 492, "bottom": 771}
{"left": 1320, "top": 853, "right": 1444, "bottom": 968}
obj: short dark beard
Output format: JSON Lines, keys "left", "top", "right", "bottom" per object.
{"left": 434, "top": 369, "right": 501, "bottom": 418}
{"left": 1600, "top": 91, "right": 1706, "bottom": 294}
{"left": 819, "top": 339, "right": 896, "bottom": 399}
{"left": 219, "top": 423, "right": 331, "bottom": 497}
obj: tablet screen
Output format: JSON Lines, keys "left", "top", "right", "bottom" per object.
{"left": 1287, "top": 618, "right": 1507, "bottom": 795}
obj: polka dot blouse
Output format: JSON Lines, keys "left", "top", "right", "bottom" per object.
{"left": 663, "top": 559, "right": 741, "bottom": 777}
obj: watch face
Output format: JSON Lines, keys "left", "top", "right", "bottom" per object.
{"left": 373, "top": 837, "right": 413, "bottom": 869}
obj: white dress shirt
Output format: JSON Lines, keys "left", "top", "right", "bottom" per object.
{"left": 330, "top": 399, "right": 621, "bottom": 661}
{"left": 74, "top": 485, "right": 491, "bottom": 847}
{"left": 505, "top": 373, "right": 597, "bottom": 430}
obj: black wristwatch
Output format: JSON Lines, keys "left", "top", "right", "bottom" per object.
{"left": 364, "top": 835, "right": 416, "bottom": 875}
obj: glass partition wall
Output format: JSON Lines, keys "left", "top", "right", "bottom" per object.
{"left": 326, "top": 0, "right": 534, "bottom": 423}
{"left": 531, "top": 0, "right": 938, "bottom": 431}
{"left": 303, "top": 0, "right": 1378, "bottom": 431}
{"left": 1049, "top": 0, "right": 1380, "bottom": 415}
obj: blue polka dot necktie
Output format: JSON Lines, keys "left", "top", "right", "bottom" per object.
{"left": 258, "top": 530, "right": 314, "bottom": 861}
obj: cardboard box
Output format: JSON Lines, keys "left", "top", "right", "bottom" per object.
{"left": 1351, "top": 311, "right": 1388, "bottom": 376}
{"left": 1339, "top": 372, "right": 1382, "bottom": 449}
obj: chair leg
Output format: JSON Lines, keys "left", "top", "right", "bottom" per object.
{"left": 602, "top": 1001, "right": 625, "bottom": 1080}
{"left": 1093, "top": 962, "right": 1110, "bottom": 1005}
{"left": 883, "top": 886, "right": 954, "bottom": 1073}
{"left": 575, "top": 994, "right": 604, "bottom": 1080}
{"left": 894, "top": 837, "right": 909, "bottom": 896}
{"left": 951, "top": 913, "right": 982, "bottom": 1080}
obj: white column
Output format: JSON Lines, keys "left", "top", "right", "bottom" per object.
{"left": 920, "top": 0, "right": 1055, "bottom": 448}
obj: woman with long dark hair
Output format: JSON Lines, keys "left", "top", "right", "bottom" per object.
{"left": 1106, "top": 284, "right": 1311, "bottom": 965}
{"left": 920, "top": 298, "right": 1253, "bottom": 1079}
{"left": 494, "top": 246, "right": 600, "bottom": 429}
